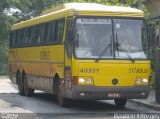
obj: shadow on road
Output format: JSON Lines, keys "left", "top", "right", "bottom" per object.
{"left": 31, "top": 92, "right": 129, "bottom": 111}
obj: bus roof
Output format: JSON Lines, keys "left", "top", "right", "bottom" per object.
{"left": 42, "top": 3, "right": 143, "bottom": 15}
{"left": 11, "top": 3, "right": 144, "bottom": 31}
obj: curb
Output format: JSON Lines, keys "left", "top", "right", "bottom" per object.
{"left": 129, "top": 99, "right": 160, "bottom": 111}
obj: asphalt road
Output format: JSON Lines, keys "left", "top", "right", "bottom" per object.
{"left": 0, "top": 77, "right": 159, "bottom": 119}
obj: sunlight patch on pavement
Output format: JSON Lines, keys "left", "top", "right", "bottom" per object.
{"left": 0, "top": 78, "right": 18, "bottom": 94}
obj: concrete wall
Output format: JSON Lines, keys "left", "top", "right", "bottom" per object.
{"left": 143, "top": 0, "right": 160, "bottom": 103}
{"left": 143, "top": 0, "right": 160, "bottom": 46}
{"left": 157, "top": 21, "right": 160, "bottom": 46}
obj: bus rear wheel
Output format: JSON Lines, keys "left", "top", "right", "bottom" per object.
{"left": 114, "top": 98, "right": 127, "bottom": 108}
{"left": 17, "top": 72, "right": 24, "bottom": 96}
{"left": 23, "top": 74, "right": 34, "bottom": 97}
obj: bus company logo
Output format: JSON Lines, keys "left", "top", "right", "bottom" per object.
{"left": 40, "top": 48, "right": 50, "bottom": 61}
{"left": 129, "top": 67, "right": 148, "bottom": 74}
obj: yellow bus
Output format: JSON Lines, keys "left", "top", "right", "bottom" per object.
{"left": 9, "top": 3, "right": 150, "bottom": 108}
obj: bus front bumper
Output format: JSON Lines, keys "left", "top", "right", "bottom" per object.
{"left": 72, "top": 85, "right": 149, "bottom": 100}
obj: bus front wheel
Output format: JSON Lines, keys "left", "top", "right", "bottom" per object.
{"left": 114, "top": 98, "right": 127, "bottom": 108}
{"left": 58, "top": 83, "right": 69, "bottom": 107}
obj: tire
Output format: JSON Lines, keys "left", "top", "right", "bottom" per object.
{"left": 53, "top": 77, "right": 59, "bottom": 98}
{"left": 114, "top": 98, "right": 127, "bottom": 108}
{"left": 23, "top": 74, "right": 34, "bottom": 97}
{"left": 57, "top": 82, "right": 70, "bottom": 107}
{"left": 17, "top": 72, "right": 24, "bottom": 96}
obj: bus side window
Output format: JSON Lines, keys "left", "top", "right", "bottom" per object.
{"left": 15, "top": 30, "right": 22, "bottom": 48}
{"left": 10, "top": 32, "right": 16, "bottom": 48}
{"left": 40, "top": 24, "right": 45, "bottom": 45}
{"left": 23, "top": 28, "right": 28, "bottom": 46}
{"left": 34, "top": 26, "right": 38, "bottom": 45}
{"left": 30, "top": 26, "right": 37, "bottom": 45}
{"left": 9, "top": 32, "right": 12, "bottom": 48}
{"left": 55, "top": 19, "right": 64, "bottom": 44}
{"left": 17, "top": 30, "right": 23, "bottom": 47}
{"left": 48, "top": 22, "right": 55, "bottom": 44}
{"left": 27, "top": 27, "right": 31, "bottom": 46}
{"left": 44, "top": 23, "right": 49, "bottom": 44}
{"left": 15, "top": 31, "right": 18, "bottom": 48}
{"left": 36, "top": 25, "right": 41, "bottom": 45}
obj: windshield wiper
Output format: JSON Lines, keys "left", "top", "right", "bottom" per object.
{"left": 118, "top": 46, "right": 135, "bottom": 63}
{"left": 95, "top": 43, "right": 111, "bottom": 62}
{"left": 83, "top": 49, "right": 90, "bottom": 56}
{"left": 115, "top": 33, "right": 135, "bottom": 63}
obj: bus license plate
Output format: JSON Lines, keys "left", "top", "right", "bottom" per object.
{"left": 108, "top": 93, "right": 120, "bottom": 98}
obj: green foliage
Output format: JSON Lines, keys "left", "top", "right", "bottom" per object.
{"left": 0, "top": 0, "right": 18, "bottom": 75}
{"left": 13, "top": 0, "right": 64, "bottom": 20}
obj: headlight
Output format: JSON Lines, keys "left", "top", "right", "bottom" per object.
{"left": 78, "top": 77, "right": 93, "bottom": 85}
{"left": 136, "top": 78, "right": 148, "bottom": 85}
{"left": 78, "top": 78, "right": 85, "bottom": 83}
{"left": 142, "top": 78, "right": 148, "bottom": 83}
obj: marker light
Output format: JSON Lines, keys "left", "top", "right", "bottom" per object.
{"left": 136, "top": 78, "right": 142, "bottom": 85}
{"left": 86, "top": 78, "right": 93, "bottom": 84}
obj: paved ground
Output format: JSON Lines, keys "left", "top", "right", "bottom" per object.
{"left": 0, "top": 76, "right": 160, "bottom": 119}
{"left": 131, "top": 89, "right": 160, "bottom": 111}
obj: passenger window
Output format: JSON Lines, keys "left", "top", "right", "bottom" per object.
{"left": 27, "top": 28, "right": 31, "bottom": 46}
{"left": 17, "top": 30, "right": 23, "bottom": 47}
{"left": 22, "top": 28, "right": 29, "bottom": 46}
{"left": 30, "top": 26, "right": 37, "bottom": 45}
{"left": 10, "top": 32, "right": 16, "bottom": 48}
{"left": 9, "top": 32, "right": 12, "bottom": 48}
{"left": 36, "top": 25, "right": 41, "bottom": 45}
{"left": 44, "top": 23, "right": 50, "bottom": 44}
{"left": 40, "top": 24, "right": 45, "bottom": 44}
{"left": 55, "top": 19, "right": 64, "bottom": 44}
{"left": 15, "top": 30, "right": 21, "bottom": 47}
{"left": 48, "top": 22, "right": 55, "bottom": 44}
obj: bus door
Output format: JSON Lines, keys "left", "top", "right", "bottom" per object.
{"left": 64, "top": 17, "right": 74, "bottom": 98}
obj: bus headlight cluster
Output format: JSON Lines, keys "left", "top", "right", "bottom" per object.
{"left": 136, "top": 78, "right": 148, "bottom": 85}
{"left": 79, "top": 78, "right": 85, "bottom": 83}
{"left": 78, "top": 77, "right": 93, "bottom": 85}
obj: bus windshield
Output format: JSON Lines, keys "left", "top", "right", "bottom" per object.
{"left": 74, "top": 17, "right": 148, "bottom": 60}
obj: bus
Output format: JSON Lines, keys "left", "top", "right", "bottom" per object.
{"left": 9, "top": 3, "right": 150, "bottom": 108}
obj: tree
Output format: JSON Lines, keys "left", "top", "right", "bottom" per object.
{"left": 12, "top": 0, "right": 64, "bottom": 21}
{"left": 0, "top": 0, "right": 18, "bottom": 75}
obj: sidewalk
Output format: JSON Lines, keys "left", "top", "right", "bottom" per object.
{"left": 130, "top": 89, "right": 160, "bottom": 110}
{"left": 0, "top": 76, "right": 18, "bottom": 93}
